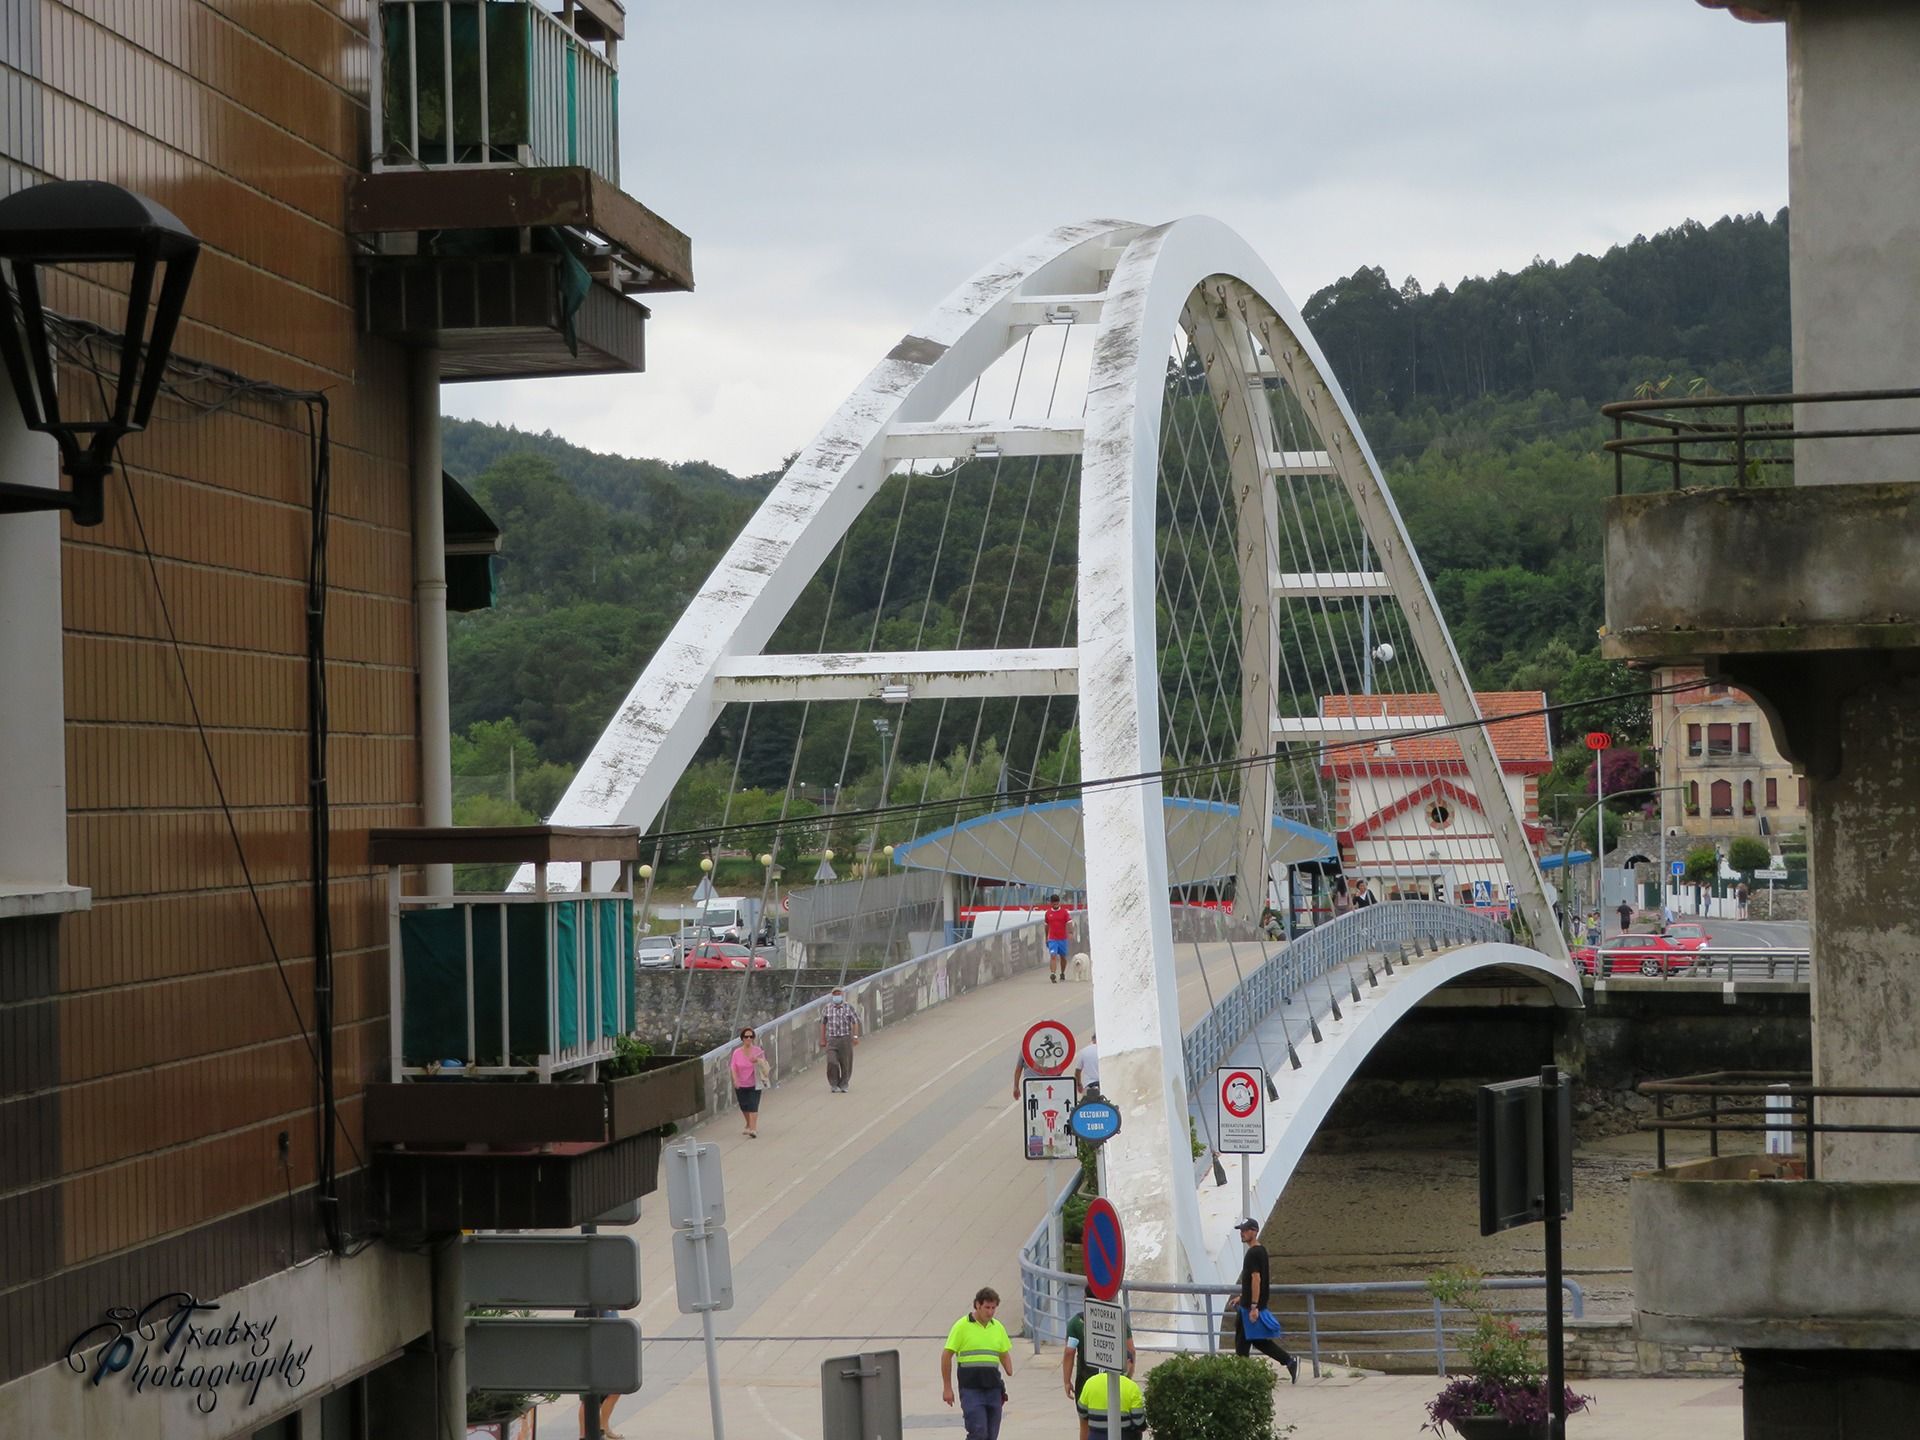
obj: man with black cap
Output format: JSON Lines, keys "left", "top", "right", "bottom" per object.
{"left": 1228, "top": 1218, "right": 1299, "bottom": 1383}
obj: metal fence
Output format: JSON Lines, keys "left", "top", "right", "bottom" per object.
{"left": 1181, "top": 901, "right": 1510, "bottom": 1096}
{"left": 1019, "top": 1240, "right": 1583, "bottom": 1375}
{"left": 787, "top": 869, "right": 947, "bottom": 967}
{"left": 1584, "top": 946, "right": 1811, "bottom": 985}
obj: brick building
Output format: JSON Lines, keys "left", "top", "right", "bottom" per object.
{"left": 0, "top": 3, "right": 691, "bottom": 1435}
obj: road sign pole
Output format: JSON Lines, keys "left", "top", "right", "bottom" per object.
{"left": 1108, "top": 1360, "right": 1122, "bottom": 1438}
{"left": 679, "top": 1138, "right": 728, "bottom": 1440}
{"left": 1541, "top": 1065, "right": 1566, "bottom": 1440}
{"left": 1241, "top": 1152, "right": 1250, "bottom": 1227}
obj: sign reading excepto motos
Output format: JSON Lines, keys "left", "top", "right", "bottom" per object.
{"left": 1082, "top": 1299, "right": 1126, "bottom": 1373}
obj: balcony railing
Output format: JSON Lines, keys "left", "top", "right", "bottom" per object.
{"left": 371, "top": 826, "right": 639, "bottom": 1082}
{"left": 375, "top": 1, "right": 619, "bottom": 185}
{"left": 1603, "top": 386, "right": 1920, "bottom": 493}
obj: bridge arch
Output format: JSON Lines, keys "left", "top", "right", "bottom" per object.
{"left": 538, "top": 216, "right": 1577, "bottom": 1286}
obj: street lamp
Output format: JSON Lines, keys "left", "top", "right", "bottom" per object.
{"left": 0, "top": 181, "right": 200, "bottom": 525}
{"left": 1559, "top": 786, "right": 1689, "bottom": 941}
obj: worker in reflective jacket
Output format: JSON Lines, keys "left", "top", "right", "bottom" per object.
{"left": 941, "top": 1286, "right": 1014, "bottom": 1439}
{"left": 1077, "top": 1369, "right": 1148, "bottom": 1437}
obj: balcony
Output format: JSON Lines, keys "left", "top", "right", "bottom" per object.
{"left": 351, "top": 1, "right": 693, "bottom": 381}
{"left": 363, "top": 825, "right": 702, "bottom": 1230}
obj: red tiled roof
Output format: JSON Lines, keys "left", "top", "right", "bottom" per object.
{"left": 1317, "top": 691, "right": 1551, "bottom": 772}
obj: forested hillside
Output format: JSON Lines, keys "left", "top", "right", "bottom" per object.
{"left": 444, "top": 210, "right": 1790, "bottom": 832}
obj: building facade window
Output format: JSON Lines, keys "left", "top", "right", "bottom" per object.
{"left": 1711, "top": 779, "right": 1734, "bottom": 816}
{"left": 1687, "top": 780, "right": 1700, "bottom": 815}
{"left": 1687, "top": 723, "right": 1702, "bottom": 756}
{"left": 1707, "top": 723, "right": 1733, "bottom": 756}
{"left": 1767, "top": 777, "right": 1779, "bottom": 808}
{"left": 1798, "top": 776, "right": 1809, "bottom": 808}
{"left": 1738, "top": 722, "right": 1752, "bottom": 754}
{"left": 1742, "top": 779, "right": 1756, "bottom": 814}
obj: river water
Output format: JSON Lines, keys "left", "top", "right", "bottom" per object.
{"left": 1265, "top": 1117, "right": 1719, "bottom": 1323}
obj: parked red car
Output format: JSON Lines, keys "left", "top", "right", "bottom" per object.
{"left": 683, "top": 942, "right": 768, "bottom": 970}
{"left": 1660, "top": 922, "right": 1712, "bottom": 952}
{"left": 1572, "top": 933, "right": 1697, "bottom": 978}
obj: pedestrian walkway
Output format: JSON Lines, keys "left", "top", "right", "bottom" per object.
{"left": 531, "top": 937, "right": 1733, "bottom": 1438}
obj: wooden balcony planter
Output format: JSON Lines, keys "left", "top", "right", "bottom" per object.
{"left": 365, "top": 1056, "right": 703, "bottom": 1149}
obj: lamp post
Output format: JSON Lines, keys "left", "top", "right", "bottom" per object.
{"left": 0, "top": 181, "right": 200, "bottom": 525}
{"left": 1559, "top": 786, "right": 1689, "bottom": 942}
{"left": 870, "top": 715, "right": 895, "bottom": 863}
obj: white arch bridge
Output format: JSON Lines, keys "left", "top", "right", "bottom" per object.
{"left": 540, "top": 217, "right": 1580, "bottom": 1295}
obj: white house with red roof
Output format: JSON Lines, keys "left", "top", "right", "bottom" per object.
{"left": 1315, "top": 691, "right": 1551, "bottom": 908}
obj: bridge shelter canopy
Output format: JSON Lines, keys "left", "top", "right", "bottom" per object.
{"left": 890, "top": 796, "right": 1336, "bottom": 890}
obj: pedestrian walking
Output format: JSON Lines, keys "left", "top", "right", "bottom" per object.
{"left": 1331, "top": 877, "right": 1352, "bottom": 917}
{"left": 1064, "top": 1303, "right": 1134, "bottom": 1432}
{"left": 1617, "top": 900, "right": 1634, "bottom": 934}
{"left": 729, "top": 1027, "right": 770, "bottom": 1138}
{"left": 941, "top": 1286, "right": 1013, "bottom": 1440}
{"left": 819, "top": 985, "right": 860, "bottom": 1092}
{"left": 1227, "top": 1218, "right": 1299, "bottom": 1383}
{"left": 573, "top": 1307, "right": 622, "bottom": 1438}
{"left": 1076, "top": 1369, "right": 1147, "bottom": 1438}
{"left": 1736, "top": 880, "right": 1751, "bottom": 920}
{"left": 1349, "top": 878, "right": 1377, "bottom": 908}
{"left": 1073, "top": 1032, "right": 1100, "bottom": 1096}
{"left": 1044, "top": 894, "right": 1073, "bottom": 983}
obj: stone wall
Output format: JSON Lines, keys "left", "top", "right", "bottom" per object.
{"left": 1563, "top": 1318, "right": 1742, "bottom": 1379}
{"left": 633, "top": 968, "right": 868, "bottom": 1054}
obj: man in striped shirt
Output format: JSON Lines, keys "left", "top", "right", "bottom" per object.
{"left": 819, "top": 986, "right": 861, "bottom": 1093}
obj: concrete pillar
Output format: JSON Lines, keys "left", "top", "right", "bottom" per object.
{"left": 411, "top": 347, "right": 454, "bottom": 898}
{"left": 431, "top": 1233, "right": 466, "bottom": 1440}
{"left": 1807, "top": 669, "right": 1920, "bottom": 1181}
{"left": 1786, "top": 2, "right": 1920, "bottom": 486}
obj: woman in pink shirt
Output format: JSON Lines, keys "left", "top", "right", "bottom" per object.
{"left": 730, "top": 1027, "right": 772, "bottom": 1138}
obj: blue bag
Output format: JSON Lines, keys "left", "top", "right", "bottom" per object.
{"left": 1244, "top": 1306, "right": 1283, "bottom": 1340}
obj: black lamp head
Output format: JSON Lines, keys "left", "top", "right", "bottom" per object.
{"left": 0, "top": 180, "right": 199, "bottom": 525}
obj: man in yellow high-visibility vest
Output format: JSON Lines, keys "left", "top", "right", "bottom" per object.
{"left": 1076, "top": 1369, "right": 1147, "bottom": 1437}
{"left": 941, "top": 1287, "right": 1014, "bottom": 1439}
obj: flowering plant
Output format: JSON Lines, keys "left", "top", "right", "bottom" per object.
{"left": 1421, "top": 1269, "right": 1593, "bottom": 1435}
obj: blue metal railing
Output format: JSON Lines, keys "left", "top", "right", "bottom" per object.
{"left": 1181, "top": 901, "right": 1510, "bottom": 1095}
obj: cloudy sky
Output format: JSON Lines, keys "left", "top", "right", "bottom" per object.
{"left": 444, "top": 0, "right": 1789, "bottom": 476}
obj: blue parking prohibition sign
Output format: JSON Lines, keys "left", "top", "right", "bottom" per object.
{"left": 1082, "top": 1198, "right": 1126, "bottom": 1301}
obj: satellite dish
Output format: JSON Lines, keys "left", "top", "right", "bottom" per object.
{"left": 1372, "top": 642, "right": 1395, "bottom": 664}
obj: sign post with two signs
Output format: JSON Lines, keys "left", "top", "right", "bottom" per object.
{"left": 1080, "top": 1198, "right": 1129, "bottom": 1437}
{"left": 1020, "top": 1018, "right": 1079, "bottom": 1161}
{"left": 1216, "top": 1065, "right": 1266, "bottom": 1226}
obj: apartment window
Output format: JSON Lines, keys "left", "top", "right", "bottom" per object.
{"left": 1686, "top": 780, "right": 1700, "bottom": 815}
{"left": 1798, "top": 776, "right": 1809, "bottom": 808}
{"left": 1742, "top": 779, "right": 1755, "bottom": 814}
{"left": 1711, "top": 779, "right": 1734, "bottom": 817}
{"left": 1709, "top": 683, "right": 1729, "bottom": 695}
{"left": 1766, "top": 777, "right": 1779, "bottom": 809}
{"left": 1738, "top": 722, "right": 1752, "bottom": 754}
{"left": 1687, "top": 723, "right": 1702, "bottom": 757}
{"left": 1707, "top": 723, "right": 1733, "bottom": 757}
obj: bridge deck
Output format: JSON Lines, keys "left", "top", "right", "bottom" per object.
{"left": 554, "top": 941, "right": 1262, "bottom": 1437}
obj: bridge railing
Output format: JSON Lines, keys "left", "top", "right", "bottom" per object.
{"left": 1018, "top": 1253, "right": 1583, "bottom": 1374}
{"left": 1583, "top": 947, "right": 1811, "bottom": 984}
{"left": 1181, "top": 901, "right": 1512, "bottom": 1095}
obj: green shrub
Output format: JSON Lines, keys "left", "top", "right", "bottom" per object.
{"left": 1062, "top": 1190, "right": 1091, "bottom": 1245}
{"left": 1142, "top": 1352, "right": 1278, "bottom": 1440}
{"left": 603, "top": 1034, "right": 652, "bottom": 1078}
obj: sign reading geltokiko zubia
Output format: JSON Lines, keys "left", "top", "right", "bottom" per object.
{"left": 64, "top": 1291, "right": 313, "bottom": 1415}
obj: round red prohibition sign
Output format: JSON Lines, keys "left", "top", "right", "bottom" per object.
{"left": 1584, "top": 731, "right": 1613, "bottom": 751}
{"left": 1082, "top": 1197, "right": 1126, "bottom": 1302}
{"left": 1221, "top": 1071, "right": 1261, "bottom": 1119}
{"left": 1022, "top": 1019, "right": 1076, "bottom": 1077}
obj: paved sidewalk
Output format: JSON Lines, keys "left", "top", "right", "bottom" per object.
{"left": 526, "top": 944, "right": 1730, "bottom": 1439}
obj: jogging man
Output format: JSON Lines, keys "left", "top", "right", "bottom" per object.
{"left": 941, "top": 1286, "right": 1013, "bottom": 1439}
{"left": 1043, "top": 894, "right": 1072, "bottom": 983}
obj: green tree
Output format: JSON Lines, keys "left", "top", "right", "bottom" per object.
{"left": 1683, "top": 844, "right": 1720, "bottom": 887}
{"left": 1728, "top": 835, "right": 1771, "bottom": 878}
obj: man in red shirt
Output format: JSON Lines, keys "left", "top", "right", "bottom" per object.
{"left": 1043, "top": 894, "right": 1072, "bottom": 983}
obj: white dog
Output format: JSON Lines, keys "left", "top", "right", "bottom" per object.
{"left": 1069, "top": 951, "right": 1090, "bottom": 982}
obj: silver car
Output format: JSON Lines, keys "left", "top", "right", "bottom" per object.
{"left": 634, "top": 935, "right": 680, "bottom": 969}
